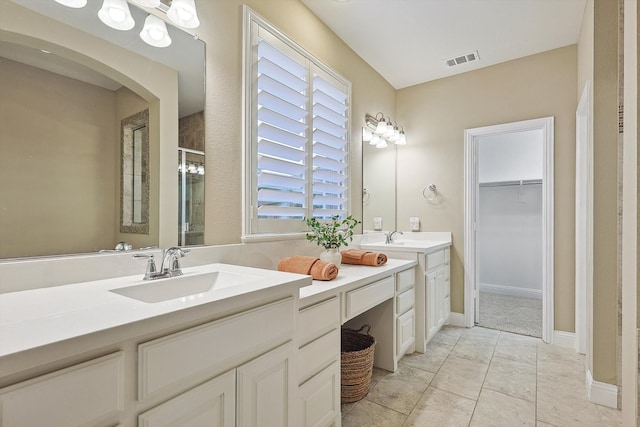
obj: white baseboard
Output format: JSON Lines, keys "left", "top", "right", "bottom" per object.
{"left": 480, "top": 283, "right": 542, "bottom": 299}
{"left": 586, "top": 369, "right": 619, "bottom": 408}
{"left": 447, "top": 312, "right": 466, "bottom": 327}
{"left": 553, "top": 330, "right": 576, "bottom": 349}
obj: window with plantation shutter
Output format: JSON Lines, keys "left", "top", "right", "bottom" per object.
{"left": 243, "top": 7, "right": 351, "bottom": 238}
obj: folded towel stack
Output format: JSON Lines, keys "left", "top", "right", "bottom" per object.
{"left": 277, "top": 256, "right": 339, "bottom": 281}
{"left": 340, "top": 249, "right": 388, "bottom": 266}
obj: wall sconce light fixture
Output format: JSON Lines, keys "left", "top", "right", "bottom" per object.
{"left": 364, "top": 112, "right": 407, "bottom": 148}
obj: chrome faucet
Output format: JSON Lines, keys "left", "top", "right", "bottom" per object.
{"left": 386, "top": 230, "right": 403, "bottom": 244}
{"left": 133, "top": 247, "right": 190, "bottom": 280}
{"left": 160, "top": 247, "right": 190, "bottom": 277}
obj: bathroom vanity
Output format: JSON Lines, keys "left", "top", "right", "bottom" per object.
{"left": 360, "top": 232, "right": 452, "bottom": 352}
{"left": 0, "top": 256, "right": 416, "bottom": 427}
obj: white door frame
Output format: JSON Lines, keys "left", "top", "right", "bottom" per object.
{"left": 575, "top": 81, "right": 592, "bottom": 355}
{"left": 464, "top": 117, "right": 554, "bottom": 343}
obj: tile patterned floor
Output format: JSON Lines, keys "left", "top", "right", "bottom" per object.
{"left": 341, "top": 326, "right": 622, "bottom": 427}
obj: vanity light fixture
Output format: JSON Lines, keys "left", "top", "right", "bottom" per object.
{"left": 98, "top": 0, "right": 135, "bottom": 31}
{"left": 54, "top": 0, "right": 87, "bottom": 8}
{"left": 54, "top": 0, "right": 200, "bottom": 48}
{"left": 364, "top": 112, "right": 407, "bottom": 148}
{"left": 167, "top": 0, "right": 200, "bottom": 29}
{"left": 140, "top": 14, "right": 172, "bottom": 47}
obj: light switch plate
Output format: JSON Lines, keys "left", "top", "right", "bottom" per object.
{"left": 373, "top": 217, "right": 383, "bottom": 231}
{"left": 410, "top": 217, "right": 420, "bottom": 231}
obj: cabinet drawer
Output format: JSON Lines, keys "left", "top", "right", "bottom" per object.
{"left": 396, "top": 309, "right": 415, "bottom": 357}
{"left": 0, "top": 352, "right": 124, "bottom": 427}
{"left": 425, "top": 250, "right": 445, "bottom": 270}
{"left": 396, "top": 268, "right": 415, "bottom": 292}
{"left": 346, "top": 276, "right": 394, "bottom": 320}
{"left": 138, "top": 370, "right": 236, "bottom": 427}
{"left": 298, "top": 328, "right": 340, "bottom": 383}
{"left": 396, "top": 288, "right": 415, "bottom": 314}
{"left": 299, "top": 297, "right": 340, "bottom": 347}
{"left": 298, "top": 361, "right": 340, "bottom": 427}
{"left": 139, "top": 297, "right": 294, "bottom": 401}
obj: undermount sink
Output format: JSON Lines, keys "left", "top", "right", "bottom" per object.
{"left": 110, "top": 270, "right": 261, "bottom": 303}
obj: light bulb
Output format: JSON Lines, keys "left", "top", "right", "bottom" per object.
{"left": 140, "top": 14, "right": 172, "bottom": 47}
{"left": 370, "top": 134, "right": 380, "bottom": 146}
{"left": 376, "top": 138, "right": 388, "bottom": 149}
{"left": 98, "top": 0, "right": 135, "bottom": 31}
{"left": 167, "top": 0, "right": 200, "bottom": 28}
{"left": 374, "top": 120, "right": 387, "bottom": 135}
{"left": 396, "top": 131, "right": 407, "bottom": 145}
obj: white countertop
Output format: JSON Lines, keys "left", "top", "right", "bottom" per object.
{"left": 358, "top": 232, "right": 452, "bottom": 254}
{"left": 360, "top": 240, "right": 451, "bottom": 253}
{"left": 0, "top": 263, "right": 310, "bottom": 358}
{"left": 299, "top": 258, "right": 417, "bottom": 302}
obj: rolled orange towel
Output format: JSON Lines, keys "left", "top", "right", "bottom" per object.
{"left": 277, "top": 256, "right": 339, "bottom": 281}
{"left": 340, "top": 249, "right": 387, "bottom": 266}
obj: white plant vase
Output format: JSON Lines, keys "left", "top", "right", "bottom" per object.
{"left": 319, "top": 248, "right": 342, "bottom": 265}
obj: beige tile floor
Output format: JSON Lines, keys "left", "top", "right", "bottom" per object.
{"left": 341, "top": 326, "right": 622, "bottom": 427}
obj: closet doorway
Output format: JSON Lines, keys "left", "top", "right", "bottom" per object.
{"left": 464, "top": 117, "right": 554, "bottom": 343}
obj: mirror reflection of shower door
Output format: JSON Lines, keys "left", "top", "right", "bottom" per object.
{"left": 178, "top": 149, "right": 205, "bottom": 246}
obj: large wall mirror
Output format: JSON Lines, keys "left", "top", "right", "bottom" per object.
{"left": 362, "top": 136, "right": 397, "bottom": 232}
{"left": 0, "top": 0, "right": 205, "bottom": 259}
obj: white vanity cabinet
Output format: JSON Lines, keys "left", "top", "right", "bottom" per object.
{"left": 361, "top": 237, "right": 452, "bottom": 354}
{"left": 1, "top": 291, "right": 300, "bottom": 427}
{"left": 424, "top": 247, "right": 451, "bottom": 345}
{"left": 138, "top": 297, "right": 296, "bottom": 427}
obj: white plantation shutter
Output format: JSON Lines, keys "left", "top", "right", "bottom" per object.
{"left": 245, "top": 9, "right": 351, "bottom": 235}
{"left": 312, "top": 69, "right": 348, "bottom": 219}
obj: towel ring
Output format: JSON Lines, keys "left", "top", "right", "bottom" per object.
{"left": 363, "top": 188, "right": 371, "bottom": 203}
{"left": 423, "top": 184, "right": 438, "bottom": 201}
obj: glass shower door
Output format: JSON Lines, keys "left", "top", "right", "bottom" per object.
{"left": 178, "top": 149, "right": 205, "bottom": 246}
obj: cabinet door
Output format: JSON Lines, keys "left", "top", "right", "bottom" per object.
{"left": 396, "top": 308, "right": 415, "bottom": 357}
{"left": 237, "top": 342, "right": 295, "bottom": 427}
{"left": 138, "top": 370, "right": 235, "bottom": 427}
{"left": 426, "top": 270, "right": 438, "bottom": 341}
{"left": 298, "top": 361, "right": 340, "bottom": 427}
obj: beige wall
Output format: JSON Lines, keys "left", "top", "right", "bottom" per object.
{"left": 195, "top": 0, "right": 396, "bottom": 244}
{"left": 0, "top": 58, "right": 117, "bottom": 258}
{"left": 591, "top": 0, "right": 619, "bottom": 386}
{"left": 396, "top": 46, "right": 578, "bottom": 323}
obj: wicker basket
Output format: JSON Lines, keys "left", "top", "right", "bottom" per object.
{"left": 340, "top": 325, "right": 376, "bottom": 403}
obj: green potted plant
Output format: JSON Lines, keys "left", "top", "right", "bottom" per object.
{"left": 305, "top": 215, "right": 361, "bottom": 264}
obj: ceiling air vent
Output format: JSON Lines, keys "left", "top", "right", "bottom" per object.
{"left": 445, "top": 50, "right": 480, "bottom": 67}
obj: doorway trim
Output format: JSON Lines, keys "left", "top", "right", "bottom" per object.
{"left": 464, "top": 117, "right": 554, "bottom": 343}
{"left": 575, "top": 81, "right": 592, "bottom": 355}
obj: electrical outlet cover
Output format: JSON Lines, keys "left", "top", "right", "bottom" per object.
{"left": 410, "top": 217, "right": 420, "bottom": 231}
{"left": 373, "top": 217, "right": 383, "bottom": 231}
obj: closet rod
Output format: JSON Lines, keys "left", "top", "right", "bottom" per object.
{"left": 479, "top": 179, "right": 542, "bottom": 188}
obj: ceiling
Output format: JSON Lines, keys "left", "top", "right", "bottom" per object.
{"left": 300, "top": 0, "right": 587, "bottom": 89}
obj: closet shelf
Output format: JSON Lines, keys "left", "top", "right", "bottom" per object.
{"left": 479, "top": 179, "right": 542, "bottom": 188}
